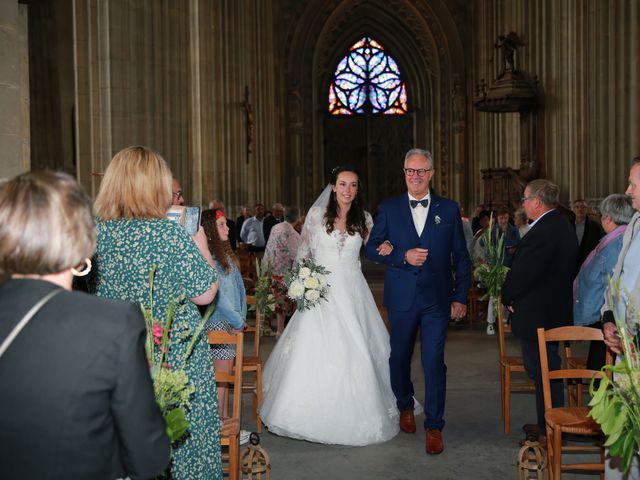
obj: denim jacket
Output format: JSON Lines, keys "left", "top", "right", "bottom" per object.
{"left": 574, "top": 232, "right": 624, "bottom": 326}
{"left": 208, "top": 258, "right": 247, "bottom": 330}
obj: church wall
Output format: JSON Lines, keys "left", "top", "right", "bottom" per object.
{"left": 73, "top": 0, "right": 281, "bottom": 216}
{"left": 471, "top": 0, "right": 640, "bottom": 206}
{"left": 0, "top": 1, "right": 30, "bottom": 179}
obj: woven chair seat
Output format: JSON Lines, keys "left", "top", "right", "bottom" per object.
{"left": 545, "top": 406, "right": 601, "bottom": 434}
{"left": 243, "top": 356, "right": 261, "bottom": 369}
{"left": 501, "top": 356, "right": 525, "bottom": 367}
{"left": 222, "top": 418, "right": 241, "bottom": 437}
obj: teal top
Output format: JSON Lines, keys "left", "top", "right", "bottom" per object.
{"left": 91, "top": 218, "right": 223, "bottom": 479}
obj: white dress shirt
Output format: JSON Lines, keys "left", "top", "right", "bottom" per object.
{"left": 408, "top": 192, "right": 431, "bottom": 237}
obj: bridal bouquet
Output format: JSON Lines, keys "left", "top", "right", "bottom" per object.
{"left": 141, "top": 265, "right": 210, "bottom": 444}
{"left": 589, "top": 282, "right": 640, "bottom": 472}
{"left": 285, "top": 258, "right": 330, "bottom": 311}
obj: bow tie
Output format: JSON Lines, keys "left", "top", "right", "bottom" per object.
{"left": 410, "top": 199, "right": 429, "bottom": 209}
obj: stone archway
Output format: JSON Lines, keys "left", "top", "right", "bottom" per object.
{"left": 280, "top": 0, "right": 467, "bottom": 209}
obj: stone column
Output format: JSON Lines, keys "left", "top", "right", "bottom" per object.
{"left": 0, "top": 1, "right": 29, "bottom": 179}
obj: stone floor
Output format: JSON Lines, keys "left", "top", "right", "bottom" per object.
{"left": 239, "top": 260, "right": 601, "bottom": 479}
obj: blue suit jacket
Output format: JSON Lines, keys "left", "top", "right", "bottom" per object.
{"left": 366, "top": 193, "right": 471, "bottom": 312}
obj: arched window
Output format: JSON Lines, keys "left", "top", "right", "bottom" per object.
{"left": 328, "top": 37, "right": 408, "bottom": 115}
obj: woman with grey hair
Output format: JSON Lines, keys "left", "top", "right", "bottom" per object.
{"left": 0, "top": 171, "right": 170, "bottom": 479}
{"left": 573, "top": 193, "right": 635, "bottom": 369}
{"left": 263, "top": 205, "right": 302, "bottom": 337}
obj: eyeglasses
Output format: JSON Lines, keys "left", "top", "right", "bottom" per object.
{"left": 172, "top": 191, "right": 184, "bottom": 199}
{"left": 404, "top": 168, "right": 433, "bottom": 177}
{"left": 521, "top": 195, "right": 535, "bottom": 202}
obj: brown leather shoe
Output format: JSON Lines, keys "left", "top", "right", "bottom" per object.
{"left": 399, "top": 410, "right": 416, "bottom": 433}
{"left": 426, "top": 428, "right": 444, "bottom": 455}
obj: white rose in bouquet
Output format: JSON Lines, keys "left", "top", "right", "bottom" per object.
{"left": 303, "top": 276, "right": 320, "bottom": 289}
{"left": 288, "top": 280, "right": 305, "bottom": 299}
{"left": 304, "top": 289, "right": 320, "bottom": 302}
{"left": 298, "top": 267, "right": 312, "bottom": 279}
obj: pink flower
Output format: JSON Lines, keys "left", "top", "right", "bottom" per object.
{"left": 152, "top": 322, "right": 164, "bottom": 345}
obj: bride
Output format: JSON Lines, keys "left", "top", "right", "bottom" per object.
{"left": 259, "top": 165, "right": 400, "bottom": 446}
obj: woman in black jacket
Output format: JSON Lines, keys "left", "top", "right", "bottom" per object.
{"left": 0, "top": 171, "right": 170, "bottom": 480}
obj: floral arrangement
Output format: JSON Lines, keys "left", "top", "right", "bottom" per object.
{"left": 141, "top": 265, "right": 211, "bottom": 444}
{"left": 473, "top": 213, "right": 510, "bottom": 300}
{"left": 250, "top": 259, "right": 279, "bottom": 320}
{"left": 285, "top": 258, "right": 330, "bottom": 311}
{"left": 589, "top": 282, "right": 640, "bottom": 473}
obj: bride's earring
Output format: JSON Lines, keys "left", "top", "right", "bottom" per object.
{"left": 71, "top": 258, "right": 92, "bottom": 277}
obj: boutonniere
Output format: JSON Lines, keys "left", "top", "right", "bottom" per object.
{"left": 435, "top": 215, "right": 441, "bottom": 225}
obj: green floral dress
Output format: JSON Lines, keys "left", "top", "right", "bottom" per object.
{"left": 91, "top": 218, "right": 223, "bottom": 479}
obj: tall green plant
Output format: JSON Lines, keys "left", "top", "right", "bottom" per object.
{"left": 473, "top": 214, "right": 510, "bottom": 300}
{"left": 589, "top": 281, "right": 640, "bottom": 472}
{"left": 140, "top": 265, "right": 214, "bottom": 443}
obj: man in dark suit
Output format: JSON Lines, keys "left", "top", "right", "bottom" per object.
{"left": 573, "top": 198, "right": 604, "bottom": 268}
{"left": 366, "top": 148, "right": 471, "bottom": 455}
{"left": 502, "top": 179, "right": 578, "bottom": 442}
{"left": 263, "top": 202, "right": 285, "bottom": 244}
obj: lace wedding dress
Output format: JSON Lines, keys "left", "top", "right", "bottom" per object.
{"left": 259, "top": 206, "right": 400, "bottom": 446}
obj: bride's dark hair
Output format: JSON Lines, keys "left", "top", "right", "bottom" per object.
{"left": 324, "top": 165, "right": 368, "bottom": 238}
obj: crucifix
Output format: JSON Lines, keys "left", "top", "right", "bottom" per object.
{"left": 242, "top": 86, "right": 255, "bottom": 160}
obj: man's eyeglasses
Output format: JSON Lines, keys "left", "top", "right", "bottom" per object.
{"left": 521, "top": 195, "right": 535, "bottom": 202}
{"left": 172, "top": 191, "right": 184, "bottom": 199}
{"left": 404, "top": 168, "right": 433, "bottom": 177}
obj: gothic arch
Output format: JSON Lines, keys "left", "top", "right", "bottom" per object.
{"left": 281, "top": 0, "right": 466, "bottom": 207}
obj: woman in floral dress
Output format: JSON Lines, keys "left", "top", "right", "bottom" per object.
{"left": 90, "top": 146, "right": 223, "bottom": 479}
{"left": 262, "top": 206, "right": 302, "bottom": 337}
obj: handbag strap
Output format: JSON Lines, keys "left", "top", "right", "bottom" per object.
{"left": 0, "top": 288, "right": 62, "bottom": 359}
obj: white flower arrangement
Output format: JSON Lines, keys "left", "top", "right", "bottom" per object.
{"left": 285, "top": 258, "right": 331, "bottom": 311}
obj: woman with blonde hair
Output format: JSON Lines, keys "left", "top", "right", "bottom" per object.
{"left": 0, "top": 171, "right": 170, "bottom": 479}
{"left": 91, "top": 145, "right": 223, "bottom": 479}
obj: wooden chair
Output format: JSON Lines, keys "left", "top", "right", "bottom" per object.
{"left": 563, "top": 341, "right": 588, "bottom": 407}
{"left": 208, "top": 330, "right": 244, "bottom": 480}
{"left": 497, "top": 299, "right": 535, "bottom": 433}
{"left": 243, "top": 295, "right": 263, "bottom": 432}
{"left": 537, "top": 326, "right": 612, "bottom": 480}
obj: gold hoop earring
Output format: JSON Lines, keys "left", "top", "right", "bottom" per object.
{"left": 71, "top": 258, "right": 92, "bottom": 277}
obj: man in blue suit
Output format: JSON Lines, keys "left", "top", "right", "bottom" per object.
{"left": 366, "top": 148, "right": 471, "bottom": 455}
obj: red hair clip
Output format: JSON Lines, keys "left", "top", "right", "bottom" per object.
{"left": 215, "top": 210, "right": 225, "bottom": 220}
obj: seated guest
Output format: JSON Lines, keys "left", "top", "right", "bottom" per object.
{"left": 90, "top": 145, "right": 223, "bottom": 479}
{"left": 0, "top": 171, "right": 170, "bottom": 479}
{"left": 200, "top": 208, "right": 246, "bottom": 418}
{"left": 574, "top": 193, "right": 634, "bottom": 369}
{"left": 263, "top": 206, "right": 302, "bottom": 337}
{"left": 240, "top": 202, "right": 267, "bottom": 252}
{"left": 209, "top": 198, "right": 237, "bottom": 250}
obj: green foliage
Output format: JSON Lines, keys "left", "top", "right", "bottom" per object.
{"left": 589, "top": 281, "right": 640, "bottom": 472}
{"left": 473, "top": 214, "right": 510, "bottom": 300}
{"left": 250, "top": 259, "right": 280, "bottom": 319}
{"left": 141, "top": 265, "right": 211, "bottom": 444}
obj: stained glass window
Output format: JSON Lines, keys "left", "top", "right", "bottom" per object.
{"left": 328, "top": 37, "right": 408, "bottom": 115}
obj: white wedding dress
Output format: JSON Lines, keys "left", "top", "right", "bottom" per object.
{"left": 259, "top": 206, "right": 400, "bottom": 446}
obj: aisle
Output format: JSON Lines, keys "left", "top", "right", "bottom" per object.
{"left": 246, "top": 261, "right": 549, "bottom": 479}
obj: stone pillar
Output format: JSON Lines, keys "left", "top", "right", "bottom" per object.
{"left": 0, "top": 1, "right": 29, "bottom": 179}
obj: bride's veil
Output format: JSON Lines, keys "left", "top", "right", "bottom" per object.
{"left": 296, "top": 184, "right": 332, "bottom": 261}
